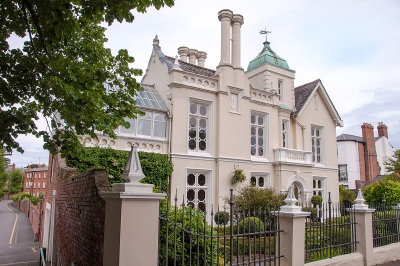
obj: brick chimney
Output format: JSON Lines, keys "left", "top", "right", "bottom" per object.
{"left": 361, "top": 123, "right": 380, "bottom": 182}
{"left": 377, "top": 122, "right": 388, "bottom": 139}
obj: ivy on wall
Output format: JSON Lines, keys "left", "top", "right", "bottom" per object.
{"left": 66, "top": 147, "right": 173, "bottom": 192}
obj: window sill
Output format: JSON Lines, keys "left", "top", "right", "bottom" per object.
{"left": 187, "top": 151, "right": 212, "bottom": 157}
{"left": 250, "top": 156, "right": 269, "bottom": 163}
{"left": 312, "top": 163, "right": 326, "bottom": 168}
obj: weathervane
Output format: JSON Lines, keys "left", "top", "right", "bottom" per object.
{"left": 260, "top": 27, "right": 271, "bottom": 43}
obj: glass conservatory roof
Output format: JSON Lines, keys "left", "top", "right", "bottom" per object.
{"left": 135, "top": 84, "right": 169, "bottom": 112}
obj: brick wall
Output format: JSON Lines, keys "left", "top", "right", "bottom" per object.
{"left": 54, "top": 167, "right": 111, "bottom": 266}
{"left": 361, "top": 123, "right": 380, "bottom": 182}
{"left": 14, "top": 199, "right": 42, "bottom": 241}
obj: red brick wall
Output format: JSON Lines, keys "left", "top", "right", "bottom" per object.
{"left": 54, "top": 167, "right": 111, "bottom": 266}
{"left": 361, "top": 123, "right": 380, "bottom": 181}
{"left": 14, "top": 200, "right": 41, "bottom": 241}
{"left": 358, "top": 142, "right": 366, "bottom": 183}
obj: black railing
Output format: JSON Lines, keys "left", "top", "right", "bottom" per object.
{"left": 158, "top": 189, "right": 282, "bottom": 265}
{"left": 304, "top": 198, "right": 357, "bottom": 263}
{"left": 39, "top": 248, "right": 46, "bottom": 266}
{"left": 371, "top": 202, "right": 400, "bottom": 247}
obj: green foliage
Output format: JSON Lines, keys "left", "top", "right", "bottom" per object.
{"left": 0, "top": 0, "right": 174, "bottom": 156}
{"left": 66, "top": 147, "right": 173, "bottom": 191}
{"left": 158, "top": 199, "right": 218, "bottom": 265}
{"left": 12, "top": 192, "right": 40, "bottom": 205}
{"left": 232, "top": 185, "right": 286, "bottom": 216}
{"left": 385, "top": 149, "right": 400, "bottom": 175}
{"left": 311, "top": 195, "right": 323, "bottom": 207}
{"left": 373, "top": 210, "right": 399, "bottom": 246}
{"left": 305, "top": 215, "right": 353, "bottom": 262}
{"left": 302, "top": 207, "right": 318, "bottom": 222}
{"left": 339, "top": 184, "right": 356, "bottom": 203}
{"left": 8, "top": 170, "right": 24, "bottom": 192}
{"left": 0, "top": 189, "right": 4, "bottom": 200}
{"left": 231, "top": 169, "right": 246, "bottom": 184}
{"left": 222, "top": 235, "right": 276, "bottom": 257}
{"left": 238, "top": 217, "right": 264, "bottom": 233}
{"left": 214, "top": 211, "right": 230, "bottom": 226}
{"left": 364, "top": 179, "right": 400, "bottom": 205}
{"left": 0, "top": 172, "right": 7, "bottom": 190}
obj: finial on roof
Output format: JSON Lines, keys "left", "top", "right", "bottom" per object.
{"left": 153, "top": 35, "right": 159, "bottom": 46}
{"left": 260, "top": 27, "right": 271, "bottom": 44}
{"left": 172, "top": 56, "right": 182, "bottom": 70}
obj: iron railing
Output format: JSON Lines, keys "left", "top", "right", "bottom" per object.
{"left": 304, "top": 196, "right": 357, "bottom": 263}
{"left": 158, "top": 189, "right": 282, "bottom": 265}
{"left": 39, "top": 248, "right": 46, "bottom": 266}
{"left": 371, "top": 202, "right": 400, "bottom": 247}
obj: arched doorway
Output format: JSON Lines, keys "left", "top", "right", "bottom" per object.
{"left": 287, "top": 173, "right": 309, "bottom": 206}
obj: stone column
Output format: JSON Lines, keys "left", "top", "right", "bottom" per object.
{"left": 279, "top": 187, "right": 310, "bottom": 266}
{"left": 231, "top": 14, "right": 244, "bottom": 68}
{"left": 196, "top": 51, "right": 207, "bottom": 67}
{"left": 188, "top": 48, "right": 198, "bottom": 65}
{"left": 177, "top": 46, "right": 189, "bottom": 62}
{"left": 353, "top": 189, "right": 375, "bottom": 266}
{"left": 218, "top": 9, "right": 233, "bottom": 66}
{"left": 101, "top": 147, "right": 166, "bottom": 266}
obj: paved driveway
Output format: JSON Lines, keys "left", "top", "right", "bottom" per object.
{"left": 0, "top": 200, "right": 39, "bottom": 266}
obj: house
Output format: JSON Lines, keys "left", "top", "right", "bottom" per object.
{"left": 23, "top": 166, "right": 49, "bottom": 197}
{"left": 137, "top": 9, "right": 343, "bottom": 213}
{"left": 337, "top": 122, "right": 394, "bottom": 189}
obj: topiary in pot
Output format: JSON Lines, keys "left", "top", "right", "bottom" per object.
{"left": 311, "top": 195, "right": 323, "bottom": 207}
{"left": 214, "top": 211, "right": 230, "bottom": 226}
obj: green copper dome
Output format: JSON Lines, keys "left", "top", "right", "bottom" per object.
{"left": 247, "top": 42, "right": 295, "bottom": 72}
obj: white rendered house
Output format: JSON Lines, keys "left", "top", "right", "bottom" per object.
{"left": 82, "top": 9, "right": 343, "bottom": 213}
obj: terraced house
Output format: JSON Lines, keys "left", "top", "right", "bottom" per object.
{"left": 84, "top": 9, "right": 343, "bottom": 214}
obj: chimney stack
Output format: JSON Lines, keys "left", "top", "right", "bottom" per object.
{"left": 231, "top": 14, "right": 244, "bottom": 68}
{"left": 361, "top": 123, "right": 380, "bottom": 182}
{"left": 188, "top": 49, "right": 198, "bottom": 65}
{"left": 218, "top": 9, "right": 233, "bottom": 66}
{"left": 197, "top": 51, "right": 207, "bottom": 67}
{"left": 178, "top": 46, "right": 189, "bottom": 62}
{"left": 377, "top": 122, "right": 388, "bottom": 139}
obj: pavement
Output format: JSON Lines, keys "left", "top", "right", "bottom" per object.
{"left": 0, "top": 200, "right": 40, "bottom": 266}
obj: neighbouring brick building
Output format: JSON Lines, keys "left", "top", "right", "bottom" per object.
{"left": 23, "top": 166, "right": 49, "bottom": 197}
{"left": 337, "top": 122, "right": 394, "bottom": 189}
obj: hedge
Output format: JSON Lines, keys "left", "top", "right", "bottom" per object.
{"left": 66, "top": 147, "right": 173, "bottom": 192}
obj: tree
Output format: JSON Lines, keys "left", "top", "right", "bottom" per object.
{"left": 8, "top": 169, "right": 24, "bottom": 192}
{"left": 1, "top": 0, "right": 174, "bottom": 157}
{"left": 385, "top": 149, "right": 400, "bottom": 176}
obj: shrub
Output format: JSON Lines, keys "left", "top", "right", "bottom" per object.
{"left": 311, "top": 195, "right": 323, "bottom": 207}
{"left": 12, "top": 194, "right": 20, "bottom": 202}
{"left": 66, "top": 147, "right": 173, "bottom": 192}
{"left": 214, "top": 211, "right": 229, "bottom": 226}
{"left": 232, "top": 185, "right": 285, "bottom": 217}
{"left": 0, "top": 189, "right": 4, "bottom": 200}
{"left": 339, "top": 185, "right": 355, "bottom": 204}
{"left": 238, "top": 217, "right": 264, "bottom": 233}
{"left": 364, "top": 179, "right": 400, "bottom": 205}
{"left": 158, "top": 199, "right": 219, "bottom": 265}
{"left": 302, "top": 207, "right": 317, "bottom": 222}
{"left": 12, "top": 193, "right": 40, "bottom": 206}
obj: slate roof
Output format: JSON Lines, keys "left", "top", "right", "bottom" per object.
{"left": 294, "top": 79, "right": 320, "bottom": 113}
{"left": 337, "top": 134, "right": 366, "bottom": 143}
{"left": 26, "top": 167, "right": 48, "bottom": 172}
{"left": 165, "top": 56, "right": 216, "bottom": 77}
{"left": 153, "top": 44, "right": 216, "bottom": 78}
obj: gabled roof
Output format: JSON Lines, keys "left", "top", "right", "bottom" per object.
{"left": 337, "top": 134, "right": 365, "bottom": 143}
{"left": 153, "top": 44, "right": 216, "bottom": 77}
{"left": 294, "top": 79, "right": 343, "bottom": 127}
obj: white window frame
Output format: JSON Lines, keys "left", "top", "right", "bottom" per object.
{"left": 278, "top": 79, "right": 284, "bottom": 102}
{"left": 282, "top": 119, "right": 289, "bottom": 148}
{"left": 311, "top": 125, "right": 324, "bottom": 165}
{"left": 250, "top": 172, "right": 270, "bottom": 188}
{"left": 43, "top": 182, "right": 46, "bottom": 189}
{"left": 187, "top": 98, "right": 212, "bottom": 155}
{"left": 38, "top": 182, "right": 40, "bottom": 189}
{"left": 185, "top": 168, "right": 212, "bottom": 217}
{"left": 339, "top": 164, "right": 348, "bottom": 182}
{"left": 44, "top": 173, "right": 46, "bottom": 179}
{"left": 118, "top": 111, "right": 168, "bottom": 140}
{"left": 250, "top": 111, "right": 269, "bottom": 160}
{"left": 312, "top": 176, "right": 326, "bottom": 201}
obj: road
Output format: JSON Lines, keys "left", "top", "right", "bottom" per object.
{"left": 0, "top": 200, "right": 39, "bottom": 266}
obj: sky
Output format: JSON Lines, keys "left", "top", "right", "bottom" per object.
{"left": 8, "top": 0, "right": 400, "bottom": 167}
